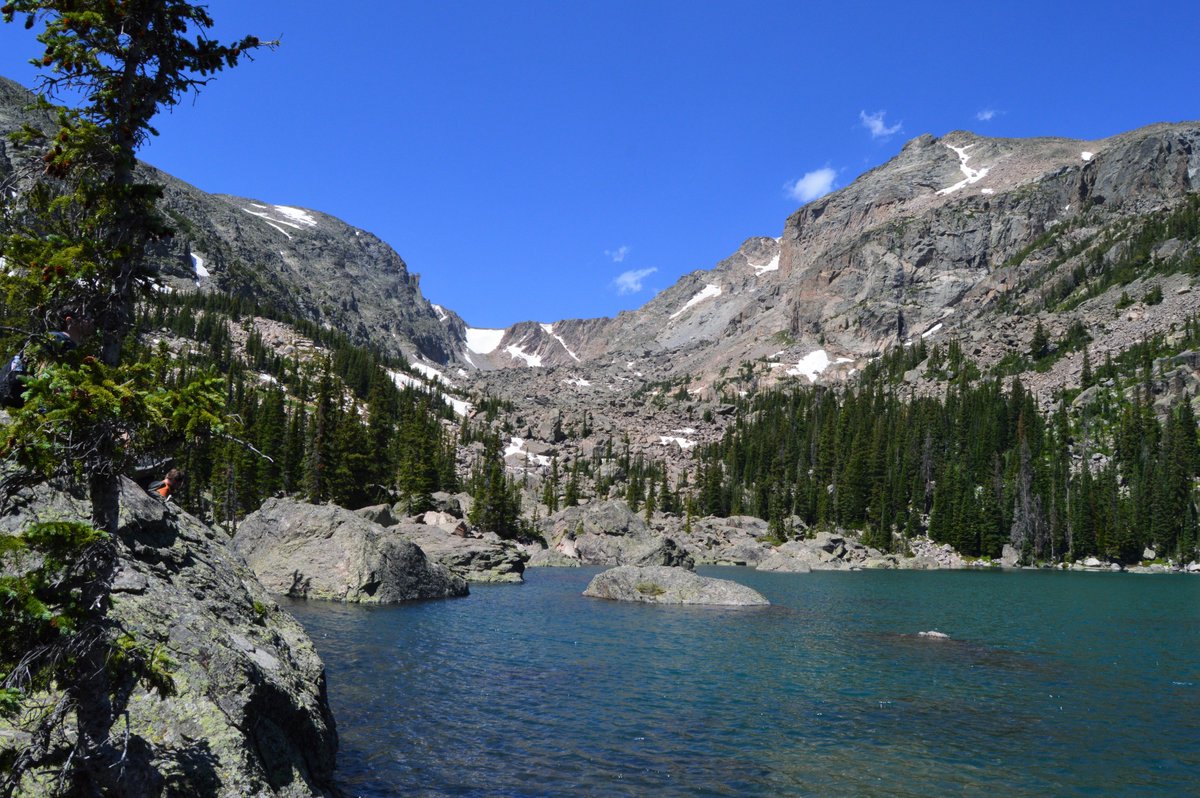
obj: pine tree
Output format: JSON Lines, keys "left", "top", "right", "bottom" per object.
{"left": 0, "top": 3, "right": 268, "bottom": 792}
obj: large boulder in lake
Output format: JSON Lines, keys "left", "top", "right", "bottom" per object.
{"left": 234, "top": 498, "right": 468, "bottom": 602}
{"left": 583, "top": 565, "right": 769, "bottom": 606}
{"left": 538, "top": 500, "right": 694, "bottom": 568}
{"left": 393, "top": 522, "right": 526, "bottom": 583}
{"left": 0, "top": 478, "right": 338, "bottom": 796}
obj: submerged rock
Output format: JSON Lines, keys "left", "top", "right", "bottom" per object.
{"left": 234, "top": 498, "right": 468, "bottom": 601}
{"left": 582, "top": 565, "right": 769, "bottom": 606}
{"left": 0, "top": 479, "right": 339, "bottom": 796}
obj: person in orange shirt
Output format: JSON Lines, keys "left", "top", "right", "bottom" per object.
{"left": 148, "top": 468, "right": 184, "bottom": 500}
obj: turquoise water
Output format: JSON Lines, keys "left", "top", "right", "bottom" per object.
{"left": 283, "top": 568, "right": 1200, "bottom": 797}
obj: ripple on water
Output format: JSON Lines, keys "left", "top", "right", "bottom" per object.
{"left": 282, "top": 568, "right": 1200, "bottom": 797}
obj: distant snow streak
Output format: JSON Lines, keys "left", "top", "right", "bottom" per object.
{"left": 936, "top": 144, "right": 990, "bottom": 196}
{"left": 387, "top": 368, "right": 472, "bottom": 416}
{"left": 541, "top": 323, "right": 580, "bottom": 362}
{"left": 670, "top": 283, "right": 722, "bottom": 319}
{"left": 1081, "top": 151, "right": 1094, "bottom": 162}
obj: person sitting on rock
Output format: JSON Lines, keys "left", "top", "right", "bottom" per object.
{"left": 149, "top": 468, "right": 184, "bottom": 501}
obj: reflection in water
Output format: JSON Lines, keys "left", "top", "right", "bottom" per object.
{"left": 284, "top": 568, "right": 1200, "bottom": 797}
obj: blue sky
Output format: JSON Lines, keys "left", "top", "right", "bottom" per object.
{"left": 2, "top": 1, "right": 1196, "bottom": 328}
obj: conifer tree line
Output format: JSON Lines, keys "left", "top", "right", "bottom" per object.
{"left": 127, "top": 291, "right": 460, "bottom": 529}
{"left": 693, "top": 339, "right": 1200, "bottom": 565}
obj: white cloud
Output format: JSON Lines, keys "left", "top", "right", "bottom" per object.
{"left": 613, "top": 267, "right": 657, "bottom": 295}
{"left": 976, "top": 108, "right": 997, "bottom": 122}
{"left": 605, "top": 245, "right": 630, "bottom": 263}
{"left": 785, "top": 167, "right": 837, "bottom": 203}
{"left": 860, "top": 109, "right": 902, "bottom": 139}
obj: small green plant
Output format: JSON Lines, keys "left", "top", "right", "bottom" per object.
{"left": 1143, "top": 283, "right": 1164, "bottom": 305}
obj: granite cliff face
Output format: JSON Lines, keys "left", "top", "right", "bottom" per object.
{"left": 455, "top": 123, "right": 1199, "bottom": 406}
{"left": 6, "top": 74, "right": 1195, "bottom": 396}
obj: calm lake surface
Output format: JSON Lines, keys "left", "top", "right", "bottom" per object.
{"left": 283, "top": 568, "right": 1200, "bottom": 797}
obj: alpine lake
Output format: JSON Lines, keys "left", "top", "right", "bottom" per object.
{"left": 282, "top": 567, "right": 1200, "bottom": 797}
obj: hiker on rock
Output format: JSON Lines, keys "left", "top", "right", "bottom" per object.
{"left": 149, "top": 468, "right": 184, "bottom": 500}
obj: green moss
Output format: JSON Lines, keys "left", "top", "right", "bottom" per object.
{"left": 635, "top": 582, "right": 665, "bottom": 597}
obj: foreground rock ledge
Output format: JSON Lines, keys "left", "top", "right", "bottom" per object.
{"left": 0, "top": 479, "right": 338, "bottom": 796}
{"left": 583, "top": 565, "right": 770, "bottom": 606}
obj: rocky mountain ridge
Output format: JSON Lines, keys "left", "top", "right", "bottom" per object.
{"left": 6, "top": 75, "right": 1198, "bottom": 409}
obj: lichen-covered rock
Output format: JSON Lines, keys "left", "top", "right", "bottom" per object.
{"left": 234, "top": 498, "right": 468, "bottom": 602}
{"left": 0, "top": 478, "right": 339, "bottom": 796}
{"left": 583, "top": 565, "right": 769, "bottom": 606}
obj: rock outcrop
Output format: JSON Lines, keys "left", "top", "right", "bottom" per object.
{"left": 537, "top": 500, "right": 694, "bottom": 568}
{"left": 234, "top": 498, "right": 468, "bottom": 602}
{"left": 0, "top": 479, "right": 339, "bottom": 796}
{"left": 583, "top": 565, "right": 769, "bottom": 606}
{"left": 392, "top": 523, "right": 526, "bottom": 583}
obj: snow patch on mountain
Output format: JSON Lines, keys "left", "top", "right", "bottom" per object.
{"left": 190, "top": 253, "right": 209, "bottom": 285}
{"left": 782, "top": 350, "right": 853, "bottom": 382}
{"left": 273, "top": 206, "right": 318, "bottom": 228}
{"left": 752, "top": 254, "right": 780, "bottom": 275}
{"left": 505, "top": 344, "right": 543, "bottom": 368}
{"left": 465, "top": 328, "right": 505, "bottom": 355}
{"left": 504, "top": 437, "right": 551, "bottom": 467}
{"left": 671, "top": 283, "right": 722, "bottom": 319}
{"left": 412, "top": 361, "right": 454, "bottom": 386}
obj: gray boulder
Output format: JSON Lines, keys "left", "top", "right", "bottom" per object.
{"left": 393, "top": 523, "right": 526, "bottom": 583}
{"left": 583, "top": 565, "right": 769, "bottom": 606}
{"left": 538, "top": 500, "right": 694, "bottom": 568}
{"left": 355, "top": 503, "right": 399, "bottom": 527}
{"left": 0, "top": 478, "right": 338, "bottom": 796}
{"left": 234, "top": 498, "right": 468, "bottom": 602}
